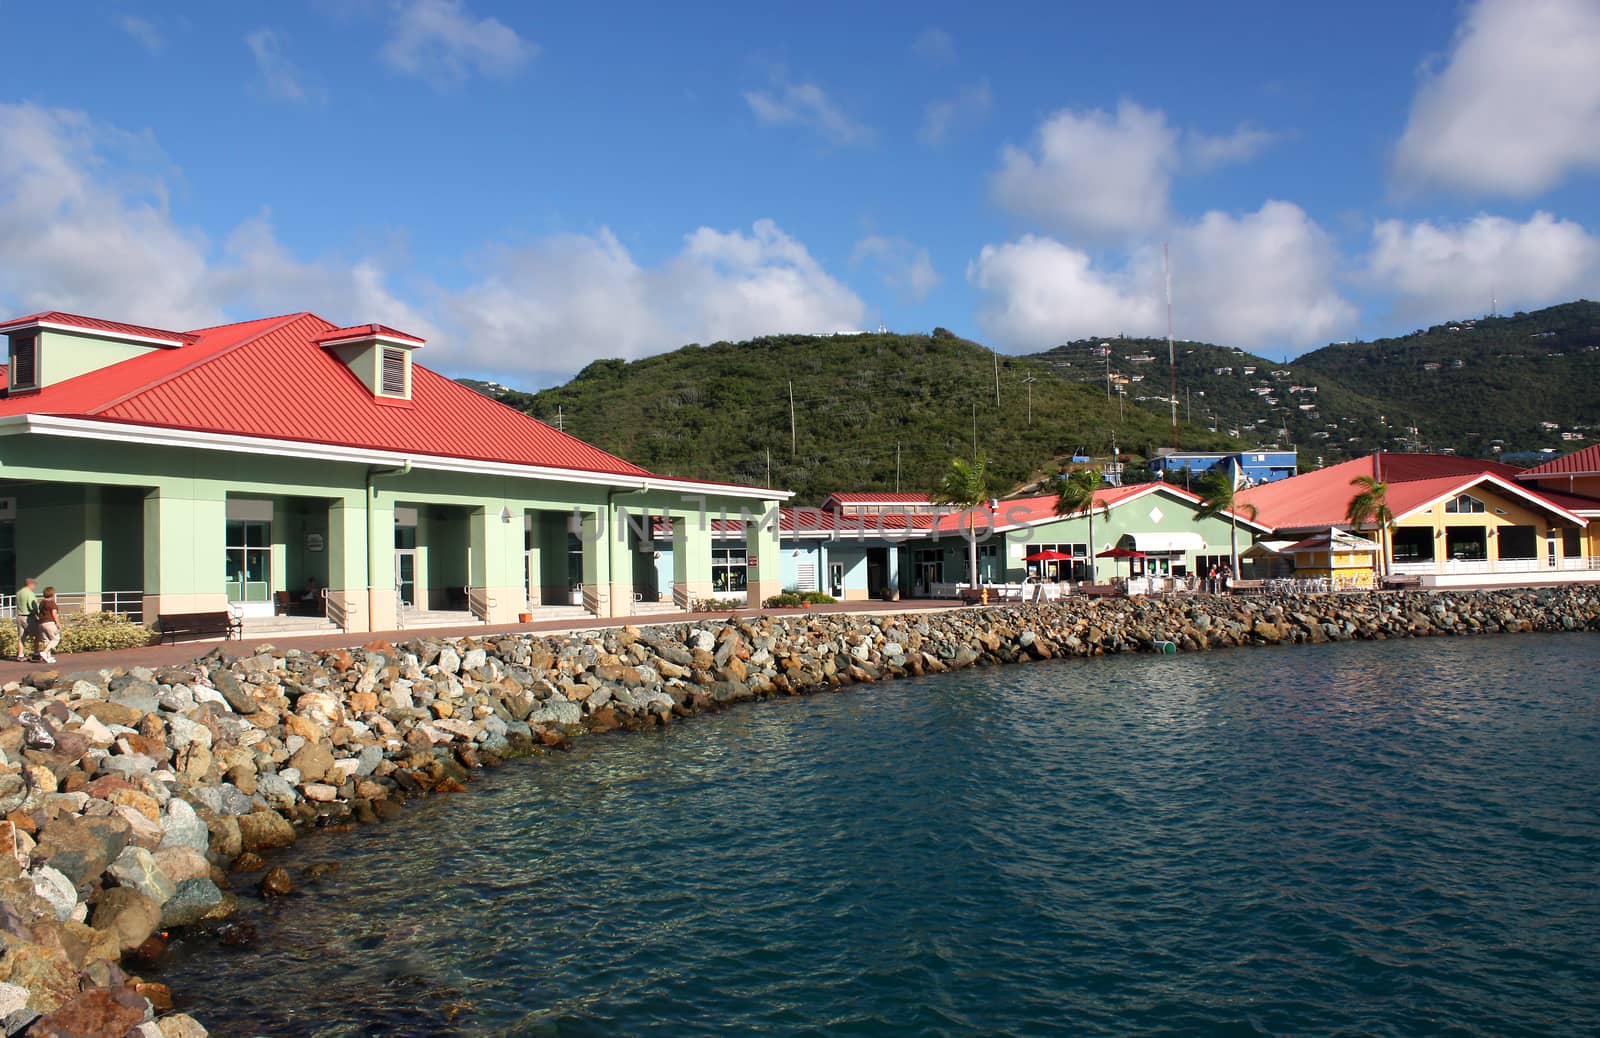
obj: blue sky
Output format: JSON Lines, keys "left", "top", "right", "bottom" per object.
{"left": 2, "top": 0, "right": 1598, "bottom": 385}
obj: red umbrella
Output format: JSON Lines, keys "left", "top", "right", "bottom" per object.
{"left": 1096, "top": 546, "right": 1146, "bottom": 580}
{"left": 1023, "top": 549, "right": 1074, "bottom": 562}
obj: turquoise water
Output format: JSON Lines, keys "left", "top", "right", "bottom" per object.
{"left": 166, "top": 635, "right": 1600, "bottom": 1037}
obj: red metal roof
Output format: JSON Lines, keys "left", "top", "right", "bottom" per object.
{"left": 314, "top": 324, "right": 427, "bottom": 345}
{"left": 1236, "top": 454, "right": 1586, "bottom": 530}
{"left": 0, "top": 311, "right": 198, "bottom": 345}
{"left": 1518, "top": 443, "right": 1600, "bottom": 478}
{"left": 0, "top": 311, "right": 662, "bottom": 479}
{"left": 927, "top": 482, "right": 1263, "bottom": 534}
{"left": 822, "top": 492, "right": 935, "bottom": 507}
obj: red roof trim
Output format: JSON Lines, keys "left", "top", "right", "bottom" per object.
{"left": 0, "top": 311, "right": 198, "bottom": 347}
{"left": 314, "top": 323, "right": 426, "bottom": 346}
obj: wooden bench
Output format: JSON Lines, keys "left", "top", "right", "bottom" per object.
{"left": 1382, "top": 574, "right": 1423, "bottom": 590}
{"left": 158, "top": 611, "right": 242, "bottom": 644}
{"left": 1229, "top": 579, "right": 1266, "bottom": 596}
{"left": 1078, "top": 583, "right": 1122, "bottom": 597}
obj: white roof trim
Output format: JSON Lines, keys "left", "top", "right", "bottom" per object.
{"left": 0, "top": 415, "right": 791, "bottom": 501}
{"left": 0, "top": 320, "right": 186, "bottom": 349}
{"left": 1394, "top": 472, "right": 1587, "bottom": 528}
{"left": 317, "top": 333, "right": 425, "bottom": 350}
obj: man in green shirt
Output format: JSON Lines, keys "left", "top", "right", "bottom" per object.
{"left": 14, "top": 577, "right": 38, "bottom": 662}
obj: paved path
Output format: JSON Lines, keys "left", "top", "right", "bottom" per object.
{"left": 0, "top": 599, "right": 962, "bottom": 682}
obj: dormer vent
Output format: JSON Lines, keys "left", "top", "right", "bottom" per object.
{"left": 315, "top": 323, "right": 425, "bottom": 402}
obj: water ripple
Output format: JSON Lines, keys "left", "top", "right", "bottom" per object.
{"left": 161, "top": 635, "right": 1600, "bottom": 1037}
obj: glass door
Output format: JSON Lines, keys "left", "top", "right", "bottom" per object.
{"left": 395, "top": 551, "right": 417, "bottom": 608}
{"left": 224, "top": 521, "right": 271, "bottom": 605}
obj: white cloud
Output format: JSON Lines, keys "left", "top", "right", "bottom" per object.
{"left": 920, "top": 82, "right": 992, "bottom": 145}
{"left": 992, "top": 102, "right": 1179, "bottom": 239}
{"left": 1186, "top": 124, "right": 1275, "bottom": 171}
{"left": 852, "top": 236, "right": 940, "bottom": 301}
{"left": 1394, "top": 0, "right": 1600, "bottom": 195}
{"left": 447, "top": 220, "right": 868, "bottom": 382}
{"left": 119, "top": 15, "right": 164, "bottom": 53}
{"left": 745, "top": 78, "right": 872, "bottom": 146}
{"left": 969, "top": 201, "right": 1355, "bottom": 353}
{"left": 382, "top": 0, "right": 536, "bottom": 84}
{"left": 246, "top": 29, "right": 314, "bottom": 102}
{"left": 1366, "top": 211, "right": 1600, "bottom": 321}
{"left": 992, "top": 102, "right": 1279, "bottom": 238}
{"left": 0, "top": 103, "right": 868, "bottom": 386}
{"left": 0, "top": 103, "right": 420, "bottom": 335}
{"left": 911, "top": 27, "right": 956, "bottom": 63}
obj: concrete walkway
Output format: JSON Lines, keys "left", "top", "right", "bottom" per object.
{"left": 0, "top": 599, "right": 963, "bottom": 681}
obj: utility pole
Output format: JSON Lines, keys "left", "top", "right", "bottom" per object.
{"left": 971, "top": 401, "right": 978, "bottom": 460}
{"left": 787, "top": 379, "right": 797, "bottom": 459}
{"left": 994, "top": 350, "right": 1001, "bottom": 407}
{"left": 555, "top": 405, "right": 564, "bottom": 432}
{"left": 1022, "top": 374, "right": 1038, "bottom": 425}
{"left": 895, "top": 441, "right": 902, "bottom": 493}
{"left": 765, "top": 448, "right": 772, "bottom": 488}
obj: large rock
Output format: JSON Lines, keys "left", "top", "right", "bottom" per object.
{"left": 107, "top": 847, "right": 176, "bottom": 906}
{"left": 76, "top": 701, "right": 144, "bottom": 729}
{"left": 236, "top": 811, "right": 296, "bottom": 853}
{"left": 157, "top": 1013, "right": 209, "bottom": 1038}
{"left": 207, "top": 669, "right": 257, "bottom": 714}
{"left": 26, "top": 865, "right": 79, "bottom": 921}
{"left": 159, "top": 877, "right": 223, "bottom": 927}
{"left": 157, "top": 799, "right": 209, "bottom": 853}
{"left": 91, "top": 887, "right": 162, "bottom": 954}
{"left": 529, "top": 697, "right": 581, "bottom": 726}
{"left": 33, "top": 815, "right": 131, "bottom": 889}
{"left": 27, "top": 985, "right": 148, "bottom": 1038}
{"left": 0, "top": 941, "right": 77, "bottom": 1013}
{"left": 152, "top": 846, "right": 209, "bottom": 884}
{"left": 286, "top": 741, "right": 334, "bottom": 784}
{"left": 166, "top": 715, "right": 212, "bottom": 752}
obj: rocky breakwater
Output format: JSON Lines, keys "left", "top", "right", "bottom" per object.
{"left": 0, "top": 585, "right": 1596, "bottom": 1035}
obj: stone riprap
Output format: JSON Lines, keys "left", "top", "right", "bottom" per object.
{"left": 1, "top": 586, "right": 1596, "bottom": 1035}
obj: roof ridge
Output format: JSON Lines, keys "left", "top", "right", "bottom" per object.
{"left": 88, "top": 312, "right": 324, "bottom": 417}
{"left": 182, "top": 311, "right": 314, "bottom": 334}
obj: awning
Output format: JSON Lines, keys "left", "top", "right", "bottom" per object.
{"left": 1242, "top": 539, "right": 1297, "bottom": 558}
{"left": 1126, "top": 531, "right": 1207, "bottom": 554}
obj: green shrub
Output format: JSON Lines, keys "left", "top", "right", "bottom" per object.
{"left": 691, "top": 597, "right": 745, "bottom": 612}
{"left": 762, "top": 592, "right": 836, "bottom": 608}
{"left": 2, "top": 611, "right": 158, "bottom": 658}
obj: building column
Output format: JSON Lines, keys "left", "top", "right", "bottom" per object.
{"left": 325, "top": 496, "right": 372, "bottom": 633}
{"left": 142, "top": 484, "right": 228, "bottom": 621}
{"left": 745, "top": 501, "right": 782, "bottom": 608}
{"left": 468, "top": 503, "right": 523, "bottom": 624}
{"left": 580, "top": 510, "right": 614, "bottom": 617}
{"left": 365, "top": 492, "right": 397, "bottom": 632}
{"left": 671, "top": 515, "right": 713, "bottom": 610}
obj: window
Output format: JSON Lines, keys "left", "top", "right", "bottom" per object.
{"left": 1564, "top": 528, "right": 1581, "bottom": 559}
{"left": 9, "top": 334, "right": 37, "bottom": 389}
{"left": 712, "top": 547, "right": 747, "bottom": 593}
{"left": 1025, "top": 542, "right": 1089, "bottom": 581}
{"left": 913, "top": 548, "right": 944, "bottom": 589}
{"left": 1446, "top": 526, "right": 1487, "bottom": 561}
{"left": 380, "top": 347, "right": 407, "bottom": 396}
{"left": 1444, "top": 493, "right": 1485, "bottom": 514}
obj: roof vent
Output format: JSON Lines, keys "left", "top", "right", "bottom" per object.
{"left": 315, "top": 324, "right": 424, "bottom": 402}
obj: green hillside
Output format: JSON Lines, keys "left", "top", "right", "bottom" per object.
{"left": 1293, "top": 301, "right": 1600, "bottom": 454}
{"left": 1029, "top": 300, "right": 1600, "bottom": 461}
{"left": 484, "top": 329, "right": 1237, "bottom": 503}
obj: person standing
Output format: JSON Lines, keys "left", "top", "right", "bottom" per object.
{"left": 34, "top": 587, "right": 61, "bottom": 664}
{"left": 13, "top": 577, "right": 38, "bottom": 662}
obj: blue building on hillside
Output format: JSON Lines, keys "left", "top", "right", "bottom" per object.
{"left": 1149, "top": 448, "right": 1298, "bottom": 487}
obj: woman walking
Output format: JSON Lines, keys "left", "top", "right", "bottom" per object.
{"left": 34, "top": 586, "right": 61, "bottom": 664}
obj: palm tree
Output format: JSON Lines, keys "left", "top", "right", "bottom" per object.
{"left": 932, "top": 455, "right": 995, "bottom": 588}
{"left": 1054, "top": 469, "right": 1107, "bottom": 583}
{"left": 1345, "top": 474, "right": 1394, "bottom": 577}
{"left": 1195, "top": 467, "right": 1259, "bottom": 576}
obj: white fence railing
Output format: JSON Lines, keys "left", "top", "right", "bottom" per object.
{"left": 0, "top": 591, "right": 145, "bottom": 623}
{"left": 1392, "top": 557, "right": 1600, "bottom": 576}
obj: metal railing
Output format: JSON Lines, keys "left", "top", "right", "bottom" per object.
{"left": 0, "top": 591, "right": 145, "bottom": 623}
{"left": 464, "top": 585, "right": 495, "bottom": 623}
{"left": 1392, "top": 557, "right": 1600, "bottom": 576}
{"left": 581, "top": 583, "right": 604, "bottom": 617}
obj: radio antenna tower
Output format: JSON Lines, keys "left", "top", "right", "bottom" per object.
{"left": 1165, "top": 243, "right": 1178, "bottom": 449}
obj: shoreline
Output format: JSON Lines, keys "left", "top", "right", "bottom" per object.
{"left": 1, "top": 586, "right": 1596, "bottom": 1036}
